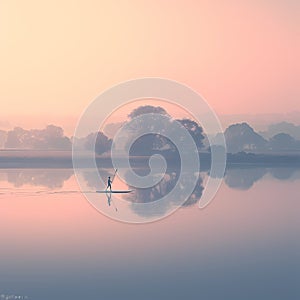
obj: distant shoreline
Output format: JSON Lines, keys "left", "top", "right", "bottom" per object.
{"left": 0, "top": 150, "right": 300, "bottom": 169}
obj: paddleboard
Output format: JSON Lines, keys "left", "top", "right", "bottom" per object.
{"left": 96, "top": 190, "right": 133, "bottom": 194}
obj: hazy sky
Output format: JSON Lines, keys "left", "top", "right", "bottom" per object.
{"left": 0, "top": 0, "right": 299, "bottom": 133}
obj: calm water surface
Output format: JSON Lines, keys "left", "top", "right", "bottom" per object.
{"left": 0, "top": 167, "right": 299, "bottom": 300}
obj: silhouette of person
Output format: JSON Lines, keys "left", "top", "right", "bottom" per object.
{"left": 106, "top": 176, "right": 112, "bottom": 191}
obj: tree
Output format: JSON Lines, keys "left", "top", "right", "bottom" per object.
{"left": 85, "top": 132, "right": 112, "bottom": 155}
{"left": 128, "top": 105, "right": 168, "bottom": 119}
{"left": 176, "top": 118, "right": 205, "bottom": 151}
{"left": 0, "top": 130, "right": 7, "bottom": 148}
{"left": 126, "top": 105, "right": 171, "bottom": 156}
{"left": 269, "top": 133, "right": 298, "bottom": 152}
{"left": 126, "top": 106, "right": 205, "bottom": 155}
{"left": 225, "top": 123, "right": 268, "bottom": 153}
{"left": 4, "top": 125, "right": 71, "bottom": 150}
{"left": 5, "top": 127, "right": 26, "bottom": 148}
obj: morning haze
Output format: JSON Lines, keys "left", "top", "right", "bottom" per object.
{"left": 0, "top": 1, "right": 299, "bottom": 299}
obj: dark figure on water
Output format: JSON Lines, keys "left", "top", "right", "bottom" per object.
{"left": 106, "top": 176, "right": 112, "bottom": 191}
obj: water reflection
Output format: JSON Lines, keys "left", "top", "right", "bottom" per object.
{"left": 74, "top": 166, "right": 204, "bottom": 219}
{"left": 105, "top": 192, "right": 118, "bottom": 212}
{"left": 82, "top": 169, "right": 111, "bottom": 190}
{"left": 127, "top": 172, "right": 203, "bottom": 204}
{"left": 0, "top": 167, "right": 299, "bottom": 193}
{"left": 269, "top": 167, "right": 300, "bottom": 180}
{"left": 225, "top": 167, "right": 300, "bottom": 190}
{"left": 224, "top": 167, "right": 267, "bottom": 190}
{"left": 0, "top": 169, "right": 73, "bottom": 189}
{"left": 0, "top": 165, "right": 294, "bottom": 220}
{"left": 0, "top": 166, "right": 298, "bottom": 299}
{"left": 123, "top": 170, "right": 204, "bottom": 217}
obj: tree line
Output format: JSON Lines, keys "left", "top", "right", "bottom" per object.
{"left": 0, "top": 106, "right": 299, "bottom": 154}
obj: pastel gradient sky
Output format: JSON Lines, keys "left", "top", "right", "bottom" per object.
{"left": 0, "top": 0, "right": 299, "bottom": 133}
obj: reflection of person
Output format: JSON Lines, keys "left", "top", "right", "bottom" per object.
{"left": 105, "top": 191, "right": 118, "bottom": 211}
{"left": 106, "top": 176, "right": 112, "bottom": 191}
{"left": 106, "top": 191, "right": 112, "bottom": 206}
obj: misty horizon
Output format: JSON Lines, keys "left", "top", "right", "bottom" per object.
{"left": 1, "top": 106, "right": 300, "bottom": 155}
{"left": 1, "top": 111, "right": 300, "bottom": 137}
{"left": 1, "top": 1, "right": 299, "bottom": 298}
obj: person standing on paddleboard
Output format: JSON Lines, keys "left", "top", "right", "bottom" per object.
{"left": 106, "top": 176, "right": 112, "bottom": 191}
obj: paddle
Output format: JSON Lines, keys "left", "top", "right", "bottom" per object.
{"left": 111, "top": 168, "right": 118, "bottom": 184}
{"left": 110, "top": 169, "right": 118, "bottom": 212}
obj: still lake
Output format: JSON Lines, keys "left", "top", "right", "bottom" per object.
{"left": 0, "top": 166, "right": 299, "bottom": 300}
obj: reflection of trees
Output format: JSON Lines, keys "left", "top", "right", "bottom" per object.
{"left": 82, "top": 167, "right": 204, "bottom": 206}
{"left": 224, "top": 167, "right": 300, "bottom": 190}
{"left": 4, "top": 169, "right": 73, "bottom": 189}
{"left": 224, "top": 167, "right": 267, "bottom": 190}
{"left": 125, "top": 167, "right": 204, "bottom": 217}
{"left": 82, "top": 169, "right": 111, "bottom": 190}
{"left": 269, "top": 168, "right": 297, "bottom": 180}
{"left": 80, "top": 164, "right": 204, "bottom": 218}
{"left": 80, "top": 164, "right": 300, "bottom": 220}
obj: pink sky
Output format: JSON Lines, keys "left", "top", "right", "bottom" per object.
{"left": 0, "top": 0, "right": 299, "bottom": 134}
